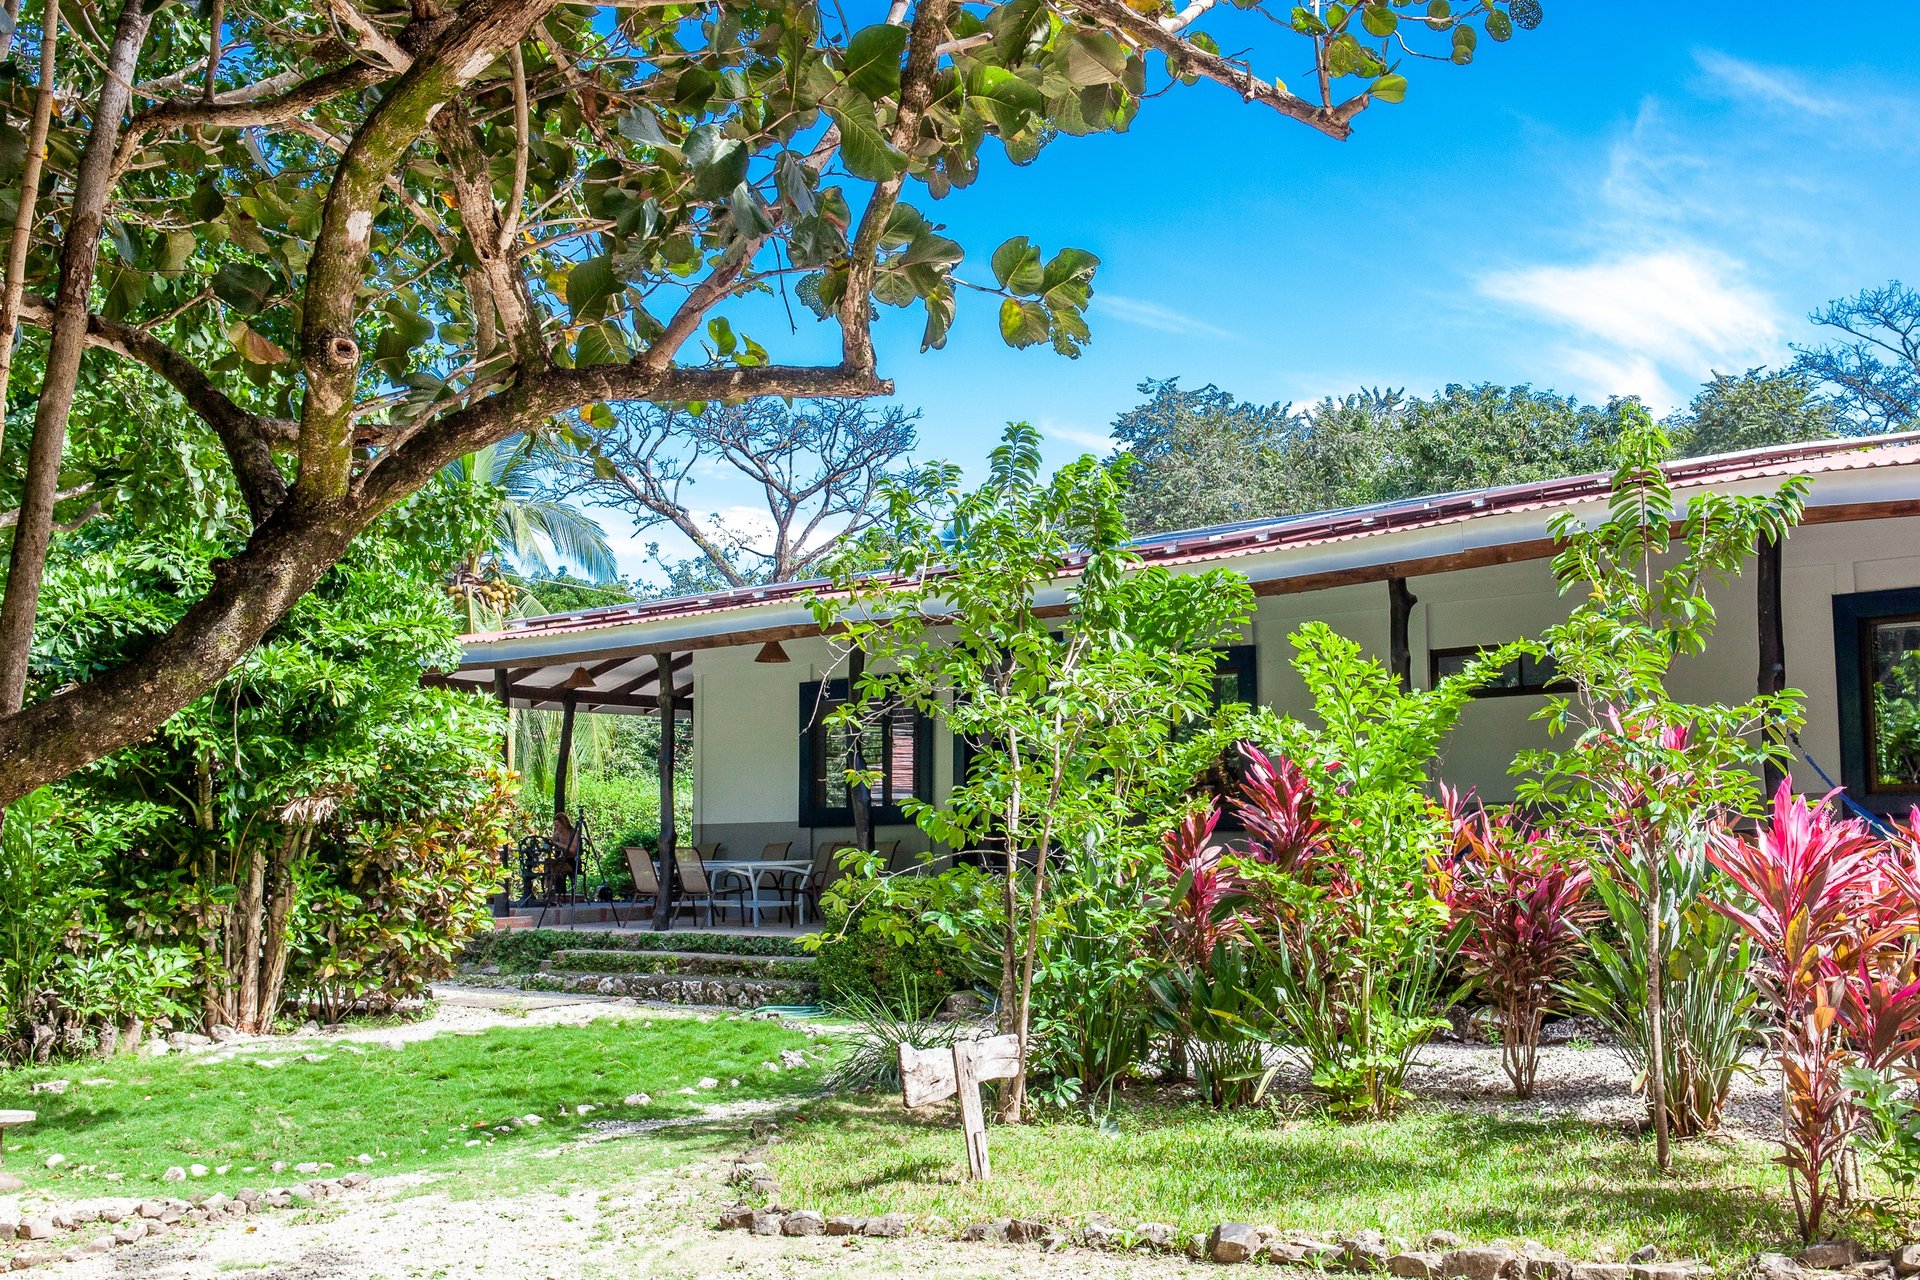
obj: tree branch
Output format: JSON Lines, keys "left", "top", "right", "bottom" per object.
{"left": 1066, "top": 0, "right": 1365, "bottom": 139}
{"left": 16, "top": 296, "right": 290, "bottom": 523}
{"left": 116, "top": 63, "right": 394, "bottom": 172}
{"left": 321, "top": 0, "right": 414, "bottom": 72}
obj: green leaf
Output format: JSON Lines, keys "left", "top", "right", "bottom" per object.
{"left": 565, "top": 253, "right": 619, "bottom": 321}
{"left": 674, "top": 66, "right": 717, "bottom": 110}
{"left": 211, "top": 262, "right": 276, "bottom": 315}
{"left": 189, "top": 179, "right": 226, "bottom": 223}
{"left": 965, "top": 64, "right": 1044, "bottom": 134}
{"left": 788, "top": 214, "right": 848, "bottom": 268}
{"left": 685, "top": 124, "right": 750, "bottom": 201}
{"left": 707, "top": 316, "right": 738, "bottom": 355}
{"left": 1450, "top": 23, "right": 1476, "bottom": 62}
{"left": 921, "top": 285, "right": 955, "bottom": 352}
{"left": 730, "top": 181, "right": 776, "bottom": 238}
{"left": 1360, "top": 2, "right": 1397, "bottom": 35}
{"left": 617, "top": 106, "right": 670, "bottom": 147}
{"left": 1485, "top": 9, "right": 1513, "bottom": 40}
{"left": 826, "top": 98, "right": 907, "bottom": 182}
{"left": 775, "top": 151, "right": 817, "bottom": 216}
{"left": 1038, "top": 247, "right": 1099, "bottom": 311}
{"left": 999, "top": 297, "right": 1050, "bottom": 349}
{"left": 990, "top": 236, "right": 1045, "bottom": 294}
{"left": 1369, "top": 73, "right": 1407, "bottom": 103}
{"left": 1061, "top": 28, "right": 1130, "bottom": 86}
{"left": 574, "top": 323, "right": 629, "bottom": 367}
{"left": 844, "top": 23, "right": 910, "bottom": 101}
{"left": 1290, "top": 6, "right": 1328, "bottom": 34}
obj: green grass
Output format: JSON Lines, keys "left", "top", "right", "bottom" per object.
{"left": 766, "top": 1097, "right": 1825, "bottom": 1267}
{"left": 0, "top": 1013, "right": 834, "bottom": 1200}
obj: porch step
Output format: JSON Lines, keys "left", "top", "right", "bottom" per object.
{"left": 513, "top": 968, "right": 820, "bottom": 1009}
{"left": 544, "top": 949, "right": 815, "bottom": 981}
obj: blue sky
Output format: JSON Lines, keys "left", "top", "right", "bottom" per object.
{"left": 589, "top": 4, "right": 1920, "bottom": 583}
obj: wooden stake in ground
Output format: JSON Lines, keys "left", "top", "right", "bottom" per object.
{"left": 899, "top": 1034, "right": 1019, "bottom": 1180}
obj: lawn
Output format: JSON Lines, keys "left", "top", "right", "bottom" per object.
{"left": 764, "top": 1096, "right": 1821, "bottom": 1268}
{"left": 0, "top": 1012, "right": 832, "bottom": 1200}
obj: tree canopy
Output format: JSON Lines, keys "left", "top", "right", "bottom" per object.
{"left": 0, "top": 0, "right": 1540, "bottom": 802}
{"left": 1791, "top": 281, "right": 1920, "bottom": 434}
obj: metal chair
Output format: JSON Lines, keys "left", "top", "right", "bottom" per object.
{"left": 775, "top": 842, "right": 841, "bottom": 927}
{"left": 667, "top": 848, "right": 723, "bottom": 928}
{"left": 615, "top": 847, "right": 660, "bottom": 925}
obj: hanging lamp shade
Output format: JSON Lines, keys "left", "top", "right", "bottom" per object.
{"left": 753, "top": 640, "right": 791, "bottom": 664}
{"left": 561, "top": 665, "right": 597, "bottom": 690}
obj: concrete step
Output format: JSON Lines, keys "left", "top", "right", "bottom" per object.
{"left": 510, "top": 968, "right": 820, "bottom": 1009}
{"left": 544, "top": 949, "right": 815, "bottom": 980}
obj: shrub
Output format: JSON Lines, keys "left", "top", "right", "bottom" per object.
{"left": 810, "top": 866, "right": 998, "bottom": 1018}
{"left": 1434, "top": 793, "right": 1598, "bottom": 1098}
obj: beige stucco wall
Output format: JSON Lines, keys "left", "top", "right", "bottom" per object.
{"left": 689, "top": 516, "right": 1920, "bottom": 834}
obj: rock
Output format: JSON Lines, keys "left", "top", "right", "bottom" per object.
{"left": 748, "top": 1175, "right": 779, "bottom": 1198}
{"left": 141, "top": 1041, "right": 169, "bottom": 1057}
{"left": 355, "top": 1153, "right": 375, "bottom": 1164}
{"left": 624, "top": 1093, "right": 652, "bottom": 1107}
{"left": 750, "top": 1211, "right": 784, "bottom": 1236}
{"left": 1427, "top": 1233, "right": 1465, "bottom": 1252}
{"left": 520, "top": 1114, "right": 542, "bottom": 1127}
{"left": 1571, "top": 1266, "right": 1631, "bottom": 1280}
{"left": 1137, "top": 1223, "right": 1177, "bottom": 1251}
{"left": 1210, "top": 1222, "right": 1266, "bottom": 1264}
{"left": 961, "top": 1219, "right": 1010, "bottom": 1243}
{"left": 863, "top": 1214, "right": 909, "bottom": 1238}
{"left": 113, "top": 1221, "right": 149, "bottom": 1245}
{"left": 189, "top": 1163, "right": 209, "bottom": 1177}
{"left": 28, "top": 1080, "right": 68, "bottom": 1095}
{"left": 1631, "top": 1265, "right": 1698, "bottom": 1280}
{"left": 1895, "top": 1247, "right": 1920, "bottom": 1279}
{"left": 17, "top": 1220, "right": 53, "bottom": 1242}
{"left": 200, "top": 1193, "right": 231, "bottom": 1215}
{"left": 782, "top": 1210, "right": 826, "bottom": 1237}
{"left": 717, "top": 1205, "right": 755, "bottom": 1230}
{"left": 135, "top": 1201, "right": 166, "bottom": 1219}
{"left": 209, "top": 1024, "right": 240, "bottom": 1042}
{"left": 162, "top": 1166, "right": 186, "bottom": 1182}
{"left": 48, "top": 1212, "right": 73, "bottom": 1232}
{"left": 698, "top": 1077, "right": 720, "bottom": 1089}
{"left": 1007, "top": 1219, "right": 1047, "bottom": 1244}
{"left": 1803, "top": 1246, "right": 1863, "bottom": 1272}
{"left": 1391, "top": 1253, "right": 1446, "bottom": 1277}
{"left": 779, "top": 1049, "right": 808, "bottom": 1070}
{"left": 1628, "top": 1248, "right": 1661, "bottom": 1266}
{"left": 1518, "top": 1244, "right": 1572, "bottom": 1280}
{"left": 1084, "top": 1219, "right": 1122, "bottom": 1249}
{"left": 294, "top": 1162, "right": 322, "bottom": 1174}
{"left": 825, "top": 1216, "right": 863, "bottom": 1237}
{"left": 574, "top": 1105, "right": 595, "bottom": 1116}
{"left": 1849, "top": 1264, "right": 1896, "bottom": 1280}
{"left": 1445, "top": 1245, "right": 1520, "bottom": 1280}
{"left": 167, "top": 1031, "right": 212, "bottom": 1048}
{"left": 340, "top": 1173, "right": 371, "bottom": 1189}
{"left": 1346, "top": 1231, "right": 1396, "bottom": 1272}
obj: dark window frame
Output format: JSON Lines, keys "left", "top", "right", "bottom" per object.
{"left": 1429, "top": 645, "right": 1568, "bottom": 698}
{"left": 1833, "top": 587, "right": 1920, "bottom": 812}
{"left": 798, "top": 679, "right": 932, "bottom": 828}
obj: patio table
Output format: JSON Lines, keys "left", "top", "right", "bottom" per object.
{"left": 703, "top": 859, "right": 812, "bottom": 928}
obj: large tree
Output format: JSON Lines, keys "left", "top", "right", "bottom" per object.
{"left": 1667, "top": 368, "right": 1839, "bottom": 458}
{"left": 0, "top": 0, "right": 1538, "bottom": 803}
{"left": 1791, "top": 281, "right": 1920, "bottom": 434}
{"left": 554, "top": 397, "right": 918, "bottom": 587}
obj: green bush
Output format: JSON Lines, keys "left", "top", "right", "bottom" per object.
{"left": 810, "top": 866, "right": 1000, "bottom": 1018}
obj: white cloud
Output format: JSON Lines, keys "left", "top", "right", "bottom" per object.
{"left": 1693, "top": 49, "right": 1850, "bottom": 119}
{"left": 1478, "top": 249, "right": 1783, "bottom": 410}
{"left": 1037, "top": 416, "right": 1115, "bottom": 452}
{"left": 1092, "top": 294, "right": 1235, "bottom": 341}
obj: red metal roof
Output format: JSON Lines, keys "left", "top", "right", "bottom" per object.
{"left": 465, "top": 432, "right": 1920, "bottom": 645}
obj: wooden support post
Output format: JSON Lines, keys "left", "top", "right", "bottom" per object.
{"left": 1388, "top": 575, "right": 1418, "bottom": 692}
{"left": 653, "top": 651, "right": 678, "bottom": 931}
{"left": 1758, "top": 533, "right": 1786, "bottom": 793}
{"left": 847, "top": 644, "right": 872, "bottom": 853}
{"left": 899, "top": 1034, "right": 1020, "bottom": 1180}
{"left": 492, "top": 668, "right": 513, "bottom": 769}
{"left": 552, "top": 693, "right": 577, "bottom": 818}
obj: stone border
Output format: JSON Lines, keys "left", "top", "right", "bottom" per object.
{"left": 709, "top": 1155, "right": 1919, "bottom": 1280}
{"left": 0, "top": 1173, "right": 374, "bottom": 1270}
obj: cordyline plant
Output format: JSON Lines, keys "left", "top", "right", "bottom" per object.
{"left": 1433, "top": 790, "right": 1598, "bottom": 1099}
{"left": 0, "top": 0, "right": 1539, "bottom": 802}
{"left": 1706, "top": 781, "right": 1920, "bottom": 1241}
{"left": 810, "top": 424, "right": 1254, "bottom": 1120}
{"left": 1515, "top": 407, "right": 1808, "bottom": 1171}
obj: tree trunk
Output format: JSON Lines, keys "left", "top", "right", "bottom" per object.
{"left": 1645, "top": 838, "right": 1671, "bottom": 1171}
{"left": 0, "top": 0, "right": 153, "bottom": 714}
{"left": 0, "top": 0, "right": 63, "bottom": 458}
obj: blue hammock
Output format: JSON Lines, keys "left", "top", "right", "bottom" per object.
{"left": 1789, "top": 731, "right": 1896, "bottom": 837}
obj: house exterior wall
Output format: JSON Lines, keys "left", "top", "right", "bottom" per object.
{"left": 689, "top": 516, "right": 1920, "bottom": 846}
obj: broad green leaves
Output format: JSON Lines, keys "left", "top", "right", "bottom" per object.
{"left": 844, "top": 23, "right": 910, "bottom": 100}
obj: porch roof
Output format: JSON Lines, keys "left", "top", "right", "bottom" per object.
{"left": 440, "top": 431, "right": 1920, "bottom": 712}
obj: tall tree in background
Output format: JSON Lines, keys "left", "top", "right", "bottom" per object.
{"left": 1668, "top": 369, "right": 1839, "bottom": 457}
{"left": 556, "top": 398, "right": 916, "bottom": 587}
{"left": 0, "top": 0, "right": 1536, "bottom": 802}
{"left": 1108, "top": 379, "right": 1294, "bottom": 532}
{"left": 1792, "top": 282, "right": 1920, "bottom": 433}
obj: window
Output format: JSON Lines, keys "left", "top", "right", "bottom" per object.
{"left": 799, "top": 680, "right": 930, "bottom": 826}
{"left": 1834, "top": 588, "right": 1920, "bottom": 808}
{"left": 1213, "top": 644, "right": 1258, "bottom": 708}
{"left": 1430, "top": 645, "right": 1566, "bottom": 698}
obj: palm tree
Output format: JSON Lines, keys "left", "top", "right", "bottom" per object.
{"left": 442, "top": 436, "right": 619, "bottom": 633}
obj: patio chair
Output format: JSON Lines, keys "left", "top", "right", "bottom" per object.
{"left": 665, "top": 848, "right": 743, "bottom": 928}
{"left": 615, "top": 847, "right": 660, "bottom": 926}
{"left": 880, "top": 839, "right": 913, "bottom": 876}
{"left": 775, "top": 842, "right": 841, "bottom": 927}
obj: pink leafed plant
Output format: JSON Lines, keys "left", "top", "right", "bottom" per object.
{"left": 1434, "top": 791, "right": 1599, "bottom": 1098}
{"left": 1231, "top": 742, "right": 1330, "bottom": 874}
{"left": 1158, "top": 803, "right": 1243, "bottom": 965}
